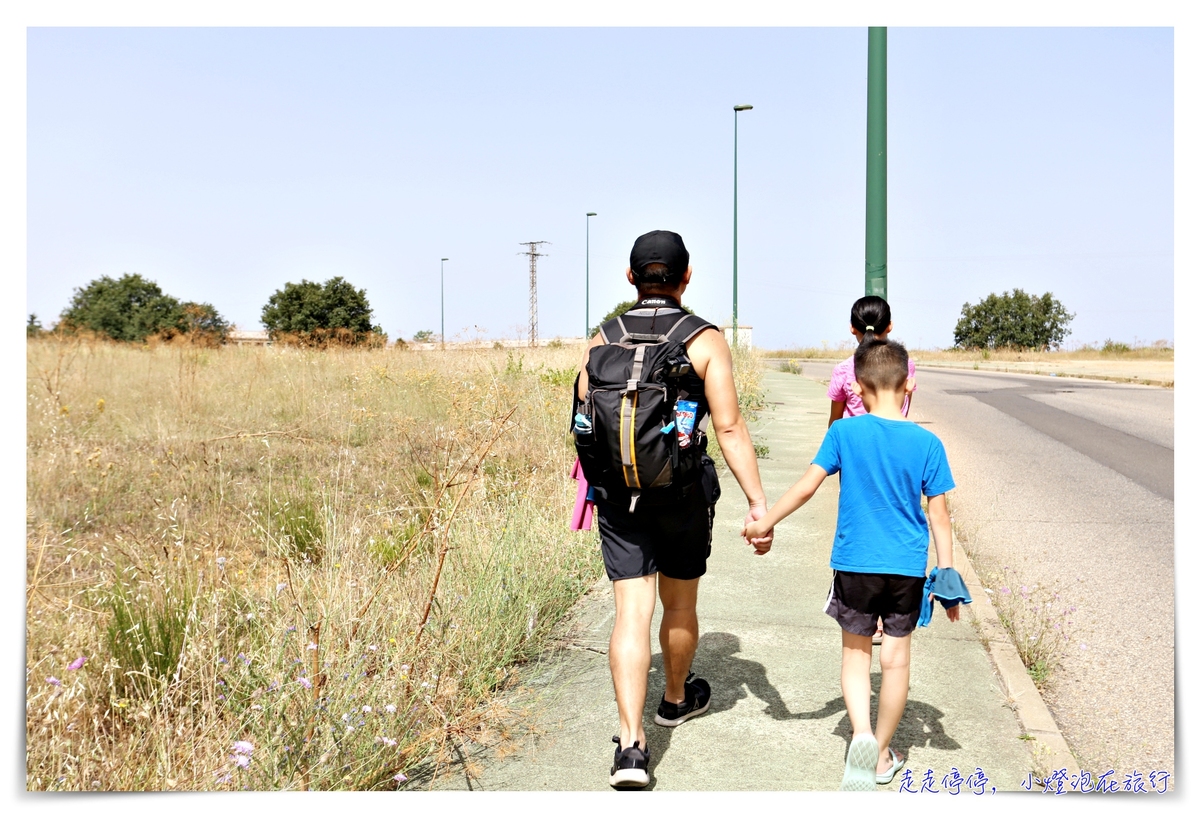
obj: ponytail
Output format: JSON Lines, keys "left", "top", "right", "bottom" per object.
{"left": 850, "top": 296, "right": 891, "bottom": 345}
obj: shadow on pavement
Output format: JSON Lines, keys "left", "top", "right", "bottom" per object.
{"left": 788, "top": 671, "right": 962, "bottom": 762}
{"left": 642, "top": 634, "right": 960, "bottom": 788}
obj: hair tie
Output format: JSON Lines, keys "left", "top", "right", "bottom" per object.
{"left": 865, "top": 325, "right": 875, "bottom": 331}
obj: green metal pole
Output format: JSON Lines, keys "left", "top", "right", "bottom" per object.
{"left": 733, "top": 108, "right": 739, "bottom": 348}
{"left": 586, "top": 212, "right": 596, "bottom": 336}
{"left": 732, "top": 104, "right": 752, "bottom": 347}
{"left": 865, "top": 27, "right": 887, "bottom": 301}
{"left": 440, "top": 257, "right": 448, "bottom": 348}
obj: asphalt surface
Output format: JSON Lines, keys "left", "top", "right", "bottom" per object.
{"left": 429, "top": 371, "right": 1035, "bottom": 791}
{"left": 798, "top": 360, "right": 1175, "bottom": 780}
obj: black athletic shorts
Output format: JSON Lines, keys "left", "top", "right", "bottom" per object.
{"left": 595, "top": 459, "right": 721, "bottom": 582}
{"left": 824, "top": 570, "right": 926, "bottom": 637}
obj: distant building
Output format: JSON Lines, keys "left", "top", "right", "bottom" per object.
{"left": 720, "top": 325, "right": 753, "bottom": 349}
{"left": 227, "top": 329, "right": 271, "bottom": 346}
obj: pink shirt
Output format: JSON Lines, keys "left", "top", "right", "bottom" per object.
{"left": 827, "top": 355, "right": 917, "bottom": 417}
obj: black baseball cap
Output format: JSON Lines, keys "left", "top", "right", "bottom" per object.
{"left": 629, "top": 230, "right": 689, "bottom": 282}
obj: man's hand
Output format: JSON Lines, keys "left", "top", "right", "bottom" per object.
{"left": 741, "top": 506, "right": 773, "bottom": 555}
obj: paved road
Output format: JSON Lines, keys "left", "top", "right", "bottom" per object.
{"left": 430, "top": 372, "right": 1035, "bottom": 791}
{"left": 797, "top": 360, "right": 1174, "bottom": 780}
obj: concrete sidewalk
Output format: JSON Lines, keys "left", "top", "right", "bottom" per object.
{"left": 430, "top": 371, "right": 1037, "bottom": 791}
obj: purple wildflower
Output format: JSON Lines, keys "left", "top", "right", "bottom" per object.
{"left": 67, "top": 656, "right": 87, "bottom": 671}
{"left": 233, "top": 754, "right": 251, "bottom": 769}
{"left": 393, "top": 773, "right": 408, "bottom": 783}
{"left": 298, "top": 677, "right": 312, "bottom": 690}
{"left": 47, "top": 676, "right": 61, "bottom": 686}
{"left": 233, "top": 740, "right": 254, "bottom": 755}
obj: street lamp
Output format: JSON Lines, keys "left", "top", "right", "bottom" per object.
{"left": 733, "top": 104, "right": 753, "bottom": 349}
{"left": 440, "top": 257, "right": 449, "bottom": 349}
{"left": 586, "top": 212, "right": 597, "bottom": 337}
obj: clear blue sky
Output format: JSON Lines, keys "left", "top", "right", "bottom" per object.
{"left": 27, "top": 27, "right": 1172, "bottom": 349}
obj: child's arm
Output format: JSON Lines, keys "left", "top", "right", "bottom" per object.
{"left": 926, "top": 493, "right": 959, "bottom": 622}
{"left": 742, "top": 464, "right": 829, "bottom": 554}
{"left": 827, "top": 400, "right": 845, "bottom": 427}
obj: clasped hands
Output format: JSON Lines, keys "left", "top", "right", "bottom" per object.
{"left": 741, "top": 507, "right": 774, "bottom": 556}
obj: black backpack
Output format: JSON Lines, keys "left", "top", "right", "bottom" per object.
{"left": 572, "top": 311, "right": 715, "bottom": 512}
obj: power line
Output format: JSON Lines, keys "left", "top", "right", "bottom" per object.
{"left": 518, "top": 241, "right": 550, "bottom": 346}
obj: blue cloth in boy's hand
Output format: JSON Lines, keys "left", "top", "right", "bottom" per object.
{"left": 917, "top": 567, "right": 973, "bottom": 627}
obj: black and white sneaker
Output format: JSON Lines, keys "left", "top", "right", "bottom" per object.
{"left": 609, "top": 736, "right": 650, "bottom": 788}
{"left": 654, "top": 672, "right": 711, "bottom": 727}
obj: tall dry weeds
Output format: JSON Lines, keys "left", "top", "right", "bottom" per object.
{"left": 26, "top": 338, "right": 599, "bottom": 790}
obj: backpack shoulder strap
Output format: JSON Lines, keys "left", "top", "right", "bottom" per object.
{"left": 665, "top": 314, "right": 719, "bottom": 345}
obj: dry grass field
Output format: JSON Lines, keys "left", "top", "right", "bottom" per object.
{"left": 25, "top": 335, "right": 766, "bottom": 791}
{"left": 26, "top": 336, "right": 605, "bottom": 791}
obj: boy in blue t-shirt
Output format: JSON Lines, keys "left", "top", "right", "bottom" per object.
{"left": 742, "top": 337, "right": 959, "bottom": 791}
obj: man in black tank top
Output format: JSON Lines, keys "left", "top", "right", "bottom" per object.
{"left": 576, "top": 230, "right": 775, "bottom": 788}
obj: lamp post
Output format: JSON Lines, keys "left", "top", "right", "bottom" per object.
{"left": 440, "top": 257, "right": 449, "bottom": 349}
{"left": 733, "top": 104, "right": 753, "bottom": 348}
{"left": 865, "top": 27, "right": 887, "bottom": 300}
{"left": 585, "top": 212, "right": 597, "bottom": 337}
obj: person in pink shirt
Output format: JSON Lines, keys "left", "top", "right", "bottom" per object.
{"left": 827, "top": 296, "right": 916, "bottom": 645}
{"left": 827, "top": 296, "right": 915, "bottom": 424}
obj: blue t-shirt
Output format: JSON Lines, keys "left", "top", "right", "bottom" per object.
{"left": 812, "top": 414, "right": 956, "bottom": 578}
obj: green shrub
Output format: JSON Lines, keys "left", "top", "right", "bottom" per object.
{"left": 953, "top": 289, "right": 1074, "bottom": 350}
{"left": 270, "top": 497, "right": 324, "bottom": 564}
{"left": 104, "top": 579, "right": 191, "bottom": 699}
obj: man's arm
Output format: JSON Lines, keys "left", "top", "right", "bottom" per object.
{"left": 926, "top": 493, "right": 959, "bottom": 622}
{"left": 576, "top": 333, "right": 604, "bottom": 400}
{"left": 742, "top": 464, "right": 828, "bottom": 553}
{"left": 687, "top": 329, "right": 773, "bottom": 540}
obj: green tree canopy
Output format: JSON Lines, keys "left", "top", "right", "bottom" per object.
{"left": 260, "top": 277, "right": 382, "bottom": 345}
{"left": 179, "top": 302, "right": 230, "bottom": 340}
{"left": 58, "top": 273, "right": 226, "bottom": 343}
{"left": 953, "top": 289, "right": 1074, "bottom": 350}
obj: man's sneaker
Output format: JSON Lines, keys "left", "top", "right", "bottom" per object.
{"left": 609, "top": 736, "right": 650, "bottom": 788}
{"left": 654, "top": 672, "right": 711, "bottom": 727}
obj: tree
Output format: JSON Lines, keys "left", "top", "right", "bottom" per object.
{"left": 27, "top": 314, "right": 44, "bottom": 337}
{"left": 57, "top": 273, "right": 222, "bottom": 343}
{"left": 589, "top": 299, "right": 693, "bottom": 337}
{"left": 953, "top": 289, "right": 1074, "bottom": 350}
{"left": 179, "top": 302, "right": 230, "bottom": 344}
{"left": 260, "top": 276, "right": 383, "bottom": 345}
{"left": 412, "top": 330, "right": 435, "bottom": 343}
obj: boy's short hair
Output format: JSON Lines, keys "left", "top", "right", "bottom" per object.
{"left": 854, "top": 338, "right": 909, "bottom": 393}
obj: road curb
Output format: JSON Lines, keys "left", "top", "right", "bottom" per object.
{"left": 951, "top": 531, "right": 1081, "bottom": 779}
{"left": 766, "top": 357, "right": 1173, "bottom": 388}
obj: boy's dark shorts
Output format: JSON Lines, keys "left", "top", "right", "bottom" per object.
{"left": 595, "top": 459, "right": 720, "bottom": 582}
{"left": 824, "top": 570, "right": 925, "bottom": 637}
